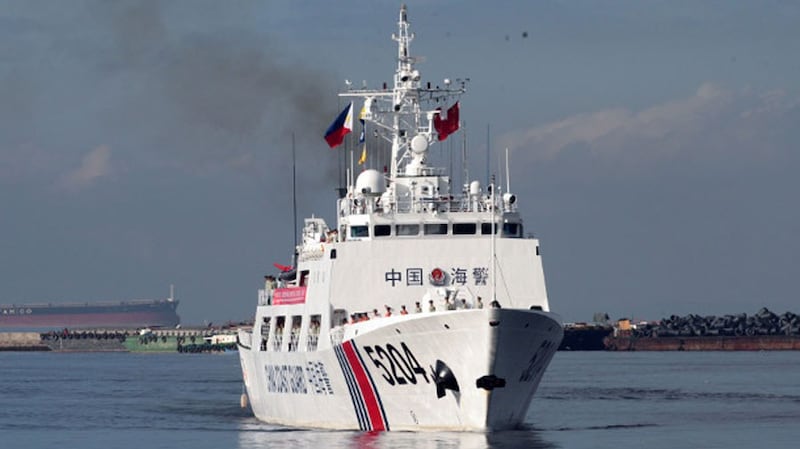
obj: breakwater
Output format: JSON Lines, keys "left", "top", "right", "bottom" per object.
{"left": 1, "top": 328, "right": 237, "bottom": 353}
{"left": 630, "top": 308, "right": 800, "bottom": 338}
{"left": 606, "top": 308, "right": 800, "bottom": 351}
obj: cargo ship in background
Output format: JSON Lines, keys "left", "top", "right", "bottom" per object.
{"left": 558, "top": 323, "right": 613, "bottom": 351}
{"left": 0, "top": 287, "right": 180, "bottom": 330}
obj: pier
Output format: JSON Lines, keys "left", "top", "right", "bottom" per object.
{"left": 0, "top": 332, "right": 49, "bottom": 351}
{"left": 0, "top": 327, "right": 239, "bottom": 353}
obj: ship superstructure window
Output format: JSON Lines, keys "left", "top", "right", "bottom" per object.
{"left": 307, "top": 314, "right": 321, "bottom": 351}
{"left": 273, "top": 316, "right": 286, "bottom": 351}
{"left": 350, "top": 225, "right": 369, "bottom": 238}
{"left": 332, "top": 308, "right": 348, "bottom": 327}
{"left": 374, "top": 225, "right": 391, "bottom": 237}
{"left": 424, "top": 223, "right": 448, "bottom": 235}
{"left": 288, "top": 315, "right": 302, "bottom": 351}
{"left": 396, "top": 224, "right": 420, "bottom": 236}
{"left": 481, "top": 223, "right": 499, "bottom": 235}
{"left": 260, "top": 316, "right": 271, "bottom": 351}
{"left": 453, "top": 223, "right": 477, "bottom": 235}
{"left": 503, "top": 223, "right": 523, "bottom": 238}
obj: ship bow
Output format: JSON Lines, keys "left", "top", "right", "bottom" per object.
{"left": 482, "top": 309, "right": 563, "bottom": 430}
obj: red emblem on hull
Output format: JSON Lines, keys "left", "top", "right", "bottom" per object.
{"left": 429, "top": 267, "right": 447, "bottom": 286}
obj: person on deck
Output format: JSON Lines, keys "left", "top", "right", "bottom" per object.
{"left": 264, "top": 275, "right": 277, "bottom": 305}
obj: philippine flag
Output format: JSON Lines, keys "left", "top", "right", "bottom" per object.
{"left": 324, "top": 102, "right": 354, "bottom": 148}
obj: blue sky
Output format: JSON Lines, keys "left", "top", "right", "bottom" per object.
{"left": 2, "top": 1, "right": 799, "bottom": 324}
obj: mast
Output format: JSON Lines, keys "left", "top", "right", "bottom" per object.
{"left": 388, "top": 4, "right": 413, "bottom": 180}
{"left": 339, "top": 4, "right": 466, "bottom": 195}
{"left": 490, "top": 175, "right": 497, "bottom": 304}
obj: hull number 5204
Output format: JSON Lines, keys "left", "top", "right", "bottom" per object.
{"left": 362, "top": 342, "right": 430, "bottom": 386}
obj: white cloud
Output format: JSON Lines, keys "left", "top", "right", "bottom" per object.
{"left": 498, "top": 83, "right": 798, "bottom": 170}
{"left": 59, "top": 145, "right": 113, "bottom": 190}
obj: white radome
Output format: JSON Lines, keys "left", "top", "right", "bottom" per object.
{"left": 355, "top": 169, "right": 386, "bottom": 196}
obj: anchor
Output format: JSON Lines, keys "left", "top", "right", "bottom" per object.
{"left": 431, "top": 359, "right": 460, "bottom": 399}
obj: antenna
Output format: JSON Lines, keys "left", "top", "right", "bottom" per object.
{"left": 292, "top": 133, "right": 298, "bottom": 251}
{"left": 505, "top": 147, "right": 511, "bottom": 193}
{"left": 485, "top": 124, "right": 491, "bottom": 185}
{"left": 461, "top": 122, "right": 468, "bottom": 188}
{"left": 448, "top": 130, "right": 454, "bottom": 180}
{"left": 350, "top": 147, "right": 354, "bottom": 188}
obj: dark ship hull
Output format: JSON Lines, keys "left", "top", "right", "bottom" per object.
{"left": 558, "top": 324, "right": 613, "bottom": 351}
{"left": 0, "top": 299, "right": 180, "bottom": 329}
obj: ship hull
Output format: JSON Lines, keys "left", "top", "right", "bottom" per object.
{"left": 238, "top": 308, "right": 562, "bottom": 431}
{"left": 0, "top": 300, "right": 180, "bottom": 329}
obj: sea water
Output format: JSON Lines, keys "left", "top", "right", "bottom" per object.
{"left": 1, "top": 351, "right": 798, "bottom": 449}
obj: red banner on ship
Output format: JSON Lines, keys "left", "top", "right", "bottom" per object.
{"left": 272, "top": 287, "right": 307, "bottom": 305}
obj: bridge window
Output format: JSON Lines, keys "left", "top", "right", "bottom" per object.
{"left": 374, "top": 225, "right": 391, "bottom": 237}
{"left": 396, "top": 224, "right": 420, "bottom": 236}
{"left": 503, "top": 223, "right": 523, "bottom": 238}
{"left": 453, "top": 223, "right": 477, "bottom": 235}
{"left": 424, "top": 223, "right": 448, "bottom": 235}
{"left": 350, "top": 225, "right": 369, "bottom": 238}
{"left": 481, "top": 223, "right": 499, "bottom": 235}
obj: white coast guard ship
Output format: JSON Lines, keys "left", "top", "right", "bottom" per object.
{"left": 237, "top": 5, "right": 563, "bottom": 431}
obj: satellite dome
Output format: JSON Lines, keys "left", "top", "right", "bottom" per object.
{"left": 410, "top": 134, "right": 428, "bottom": 154}
{"left": 469, "top": 180, "right": 481, "bottom": 195}
{"left": 355, "top": 169, "right": 386, "bottom": 196}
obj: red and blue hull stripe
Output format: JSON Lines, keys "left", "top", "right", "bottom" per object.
{"left": 334, "top": 341, "right": 389, "bottom": 431}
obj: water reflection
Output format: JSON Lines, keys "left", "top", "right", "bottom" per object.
{"left": 237, "top": 421, "right": 558, "bottom": 449}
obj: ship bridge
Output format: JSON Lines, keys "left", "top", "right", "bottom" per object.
{"left": 336, "top": 169, "right": 524, "bottom": 243}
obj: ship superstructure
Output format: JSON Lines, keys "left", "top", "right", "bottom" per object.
{"left": 237, "top": 5, "right": 563, "bottom": 431}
